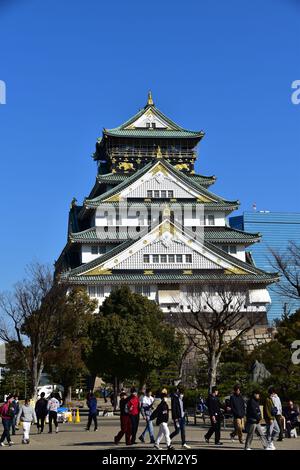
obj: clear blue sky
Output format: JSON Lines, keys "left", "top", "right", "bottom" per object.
{"left": 0, "top": 0, "right": 299, "bottom": 292}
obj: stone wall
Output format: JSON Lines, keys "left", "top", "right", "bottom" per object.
{"left": 180, "top": 326, "right": 276, "bottom": 385}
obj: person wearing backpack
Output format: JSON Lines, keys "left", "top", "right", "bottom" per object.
{"left": 263, "top": 387, "right": 280, "bottom": 450}
{"left": 0, "top": 395, "right": 15, "bottom": 447}
{"left": 17, "top": 398, "right": 37, "bottom": 444}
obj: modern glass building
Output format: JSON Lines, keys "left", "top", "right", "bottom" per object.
{"left": 230, "top": 212, "right": 300, "bottom": 321}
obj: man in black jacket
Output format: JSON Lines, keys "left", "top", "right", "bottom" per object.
{"left": 35, "top": 392, "right": 48, "bottom": 434}
{"left": 204, "top": 386, "right": 223, "bottom": 446}
{"left": 244, "top": 391, "right": 268, "bottom": 450}
{"left": 169, "top": 387, "right": 190, "bottom": 449}
{"left": 229, "top": 385, "right": 245, "bottom": 444}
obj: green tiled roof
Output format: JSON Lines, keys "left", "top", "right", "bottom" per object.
{"left": 62, "top": 271, "right": 278, "bottom": 285}
{"left": 84, "top": 201, "right": 239, "bottom": 211}
{"left": 70, "top": 226, "right": 260, "bottom": 245}
{"left": 62, "top": 228, "right": 277, "bottom": 284}
{"left": 97, "top": 173, "right": 128, "bottom": 184}
{"left": 204, "top": 226, "right": 261, "bottom": 244}
{"left": 84, "top": 159, "right": 238, "bottom": 208}
{"left": 104, "top": 129, "right": 204, "bottom": 139}
{"left": 103, "top": 102, "right": 204, "bottom": 140}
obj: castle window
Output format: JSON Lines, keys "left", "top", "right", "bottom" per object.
{"left": 168, "top": 191, "right": 174, "bottom": 198}
{"left": 168, "top": 254, "right": 175, "bottom": 263}
{"left": 143, "top": 254, "right": 150, "bottom": 263}
{"left": 207, "top": 214, "right": 215, "bottom": 226}
{"left": 152, "top": 122, "right": 156, "bottom": 129}
{"left": 176, "top": 254, "right": 183, "bottom": 263}
{"left": 135, "top": 285, "right": 151, "bottom": 297}
{"left": 88, "top": 286, "right": 104, "bottom": 298}
{"left": 185, "top": 254, "right": 192, "bottom": 263}
{"left": 154, "top": 190, "right": 160, "bottom": 198}
{"left": 161, "top": 190, "right": 167, "bottom": 198}
{"left": 229, "top": 246, "right": 237, "bottom": 254}
{"left": 153, "top": 254, "right": 159, "bottom": 263}
{"left": 161, "top": 254, "right": 167, "bottom": 263}
{"left": 146, "top": 122, "right": 150, "bottom": 128}
{"left": 147, "top": 190, "right": 152, "bottom": 198}
{"left": 91, "top": 246, "right": 98, "bottom": 255}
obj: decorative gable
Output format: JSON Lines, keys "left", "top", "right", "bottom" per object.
{"left": 125, "top": 107, "right": 170, "bottom": 129}
{"left": 104, "top": 161, "right": 215, "bottom": 203}
{"left": 79, "top": 220, "right": 251, "bottom": 276}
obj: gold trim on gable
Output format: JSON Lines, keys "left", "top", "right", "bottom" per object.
{"left": 83, "top": 267, "right": 112, "bottom": 276}
{"left": 151, "top": 163, "right": 168, "bottom": 176}
{"left": 224, "top": 267, "right": 248, "bottom": 275}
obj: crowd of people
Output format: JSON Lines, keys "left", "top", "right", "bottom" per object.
{"left": 112, "top": 385, "right": 299, "bottom": 450}
{"left": 0, "top": 392, "right": 61, "bottom": 446}
{"left": 0, "top": 385, "right": 299, "bottom": 450}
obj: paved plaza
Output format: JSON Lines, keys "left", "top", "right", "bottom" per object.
{"left": 1, "top": 415, "right": 299, "bottom": 451}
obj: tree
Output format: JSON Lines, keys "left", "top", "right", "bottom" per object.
{"left": 45, "top": 288, "right": 96, "bottom": 403}
{"left": 86, "top": 286, "right": 183, "bottom": 407}
{"left": 247, "top": 309, "right": 300, "bottom": 401}
{"left": 173, "top": 285, "right": 256, "bottom": 392}
{"left": 270, "top": 241, "right": 300, "bottom": 300}
{"left": 0, "top": 262, "right": 96, "bottom": 398}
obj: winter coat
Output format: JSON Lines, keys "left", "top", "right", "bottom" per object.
{"left": 230, "top": 394, "right": 245, "bottom": 418}
{"left": 17, "top": 405, "right": 37, "bottom": 423}
{"left": 206, "top": 394, "right": 221, "bottom": 418}
{"left": 35, "top": 398, "right": 48, "bottom": 417}
{"left": 87, "top": 396, "right": 98, "bottom": 415}
{"left": 150, "top": 399, "right": 169, "bottom": 425}
{"left": 127, "top": 395, "right": 140, "bottom": 416}
{"left": 171, "top": 393, "right": 184, "bottom": 420}
{"left": 246, "top": 398, "right": 262, "bottom": 424}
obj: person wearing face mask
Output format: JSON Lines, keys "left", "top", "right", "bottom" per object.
{"left": 150, "top": 388, "right": 174, "bottom": 450}
{"left": 169, "top": 387, "right": 191, "bottom": 449}
{"left": 204, "top": 386, "right": 223, "bottom": 446}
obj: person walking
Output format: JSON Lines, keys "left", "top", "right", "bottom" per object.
{"left": 0, "top": 395, "right": 15, "bottom": 447}
{"left": 35, "top": 392, "right": 48, "bottom": 434}
{"left": 17, "top": 398, "right": 37, "bottom": 444}
{"left": 169, "top": 387, "right": 190, "bottom": 449}
{"left": 127, "top": 387, "right": 140, "bottom": 445}
{"left": 264, "top": 387, "right": 280, "bottom": 450}
{"left": 229, "top": 385, "right": 246, "bottom": 444}
{"left": 150, "top": 388, "right": 174, "bottom": 450}
{"left": 114, "top": 391, "right": 131, "bottom": 445}
{"left": 11, "top": 395, "right": 19, "bottom": 436}
{"left": 283, "top": 400, "right": 299, "bottom": 438}
{"left": 86, "top": 392, "right": 98, "bottom": 431}
{"left": 271, "top": 389, "right": 284, "bottom": 441}
{"left": 244, "top": 390, "right": 268, "bottom": 450}
{"left": 204, "top": 386, "right": 223, "bottom": 446}
{"left": 47, "top": 393, "right": 60, "bottom": 434}
{"left": 139, "top": 389, "right": 155, "bottom": 444}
